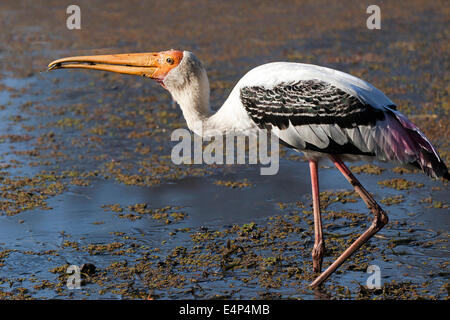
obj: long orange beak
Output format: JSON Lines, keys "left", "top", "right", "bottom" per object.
{"left": 47, "top": 52, "right": 160, "bottom": 78}
{"left": 48, "top": 50, "right": 184, "bottom": 80}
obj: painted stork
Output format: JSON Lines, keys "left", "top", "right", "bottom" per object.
{"left": 48, "top": 50, "right": 449, "bottom": 288}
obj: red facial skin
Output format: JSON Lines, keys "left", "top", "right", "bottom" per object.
{"left": 151, "top": 50, "right": 183, "bottom": 87}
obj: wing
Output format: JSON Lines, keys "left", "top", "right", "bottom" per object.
{"left": 235, "top": 62, "right": 395, "bottom": 109}
{"left": 240, "top": 79, "right": 389, "bottom": 156}
{"left": 241, "top": 79, "right": 386, "bottom": 130}
{"left": 237, "top": 65, "right": 448, "bottom": 179}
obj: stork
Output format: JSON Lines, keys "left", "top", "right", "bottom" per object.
{"left": 48, "top": 50, "right": 449, "bottom": 288}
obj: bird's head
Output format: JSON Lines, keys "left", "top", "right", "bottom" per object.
{"left": 47, "top": 49, "right": 206, "bottom": 91}
{"left": 48, "top": 49, "right": 211, "bottom": 124}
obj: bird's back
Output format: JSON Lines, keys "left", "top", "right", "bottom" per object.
{"left": 229, "top": 62, "right": 449, "bottom": 180}
{"left": 236, "top": 62, "right": 394, "bottom": 109}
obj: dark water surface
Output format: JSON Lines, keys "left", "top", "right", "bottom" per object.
{"left": 0, "top": 1, "right": 448, "bottom": 299}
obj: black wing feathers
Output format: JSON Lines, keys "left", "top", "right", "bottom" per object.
{"left": 240, "top": 80, "right": 385, "bottom": 130}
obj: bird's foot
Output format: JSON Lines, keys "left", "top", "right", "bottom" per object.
{"left": 312, "top": 240, "right": 325, "bottom": 273}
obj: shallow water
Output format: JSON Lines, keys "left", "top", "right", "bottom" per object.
{"left": 0, "top": 0, "right": 448, "bottom": 299}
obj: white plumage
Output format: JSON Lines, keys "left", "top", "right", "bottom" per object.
{"left": 175, "top": 56, "right": 437, "bottom": 169}
{"left": 232, "top": 62, "right": 394, "bottom": 108}
{"left": 48, "top": 48, "right": 449, "bottom": 288}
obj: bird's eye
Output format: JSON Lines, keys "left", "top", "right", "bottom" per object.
{"left": 166, "top": 57, "right": 174, "bottom": 64}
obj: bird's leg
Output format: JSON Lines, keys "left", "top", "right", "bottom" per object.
{"left": 309, "top": 155, "right": 388, "bottom": 288}
{"left": 309, "top": 159, "right": 324, "bottom": 273}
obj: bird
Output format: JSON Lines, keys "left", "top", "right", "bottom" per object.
{"left": 48, "top": 49, "right": 449, "bottom": 288}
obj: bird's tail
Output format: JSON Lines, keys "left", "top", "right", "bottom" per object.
{"left": 389, "top": 109, "right": 449, "bottom": 180}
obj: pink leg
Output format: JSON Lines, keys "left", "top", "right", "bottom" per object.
{"left": 310, "top": 155, "right": 389, "bottom": 288}
{"left": 309, "top": 159, "right": 324, "bottom": 273}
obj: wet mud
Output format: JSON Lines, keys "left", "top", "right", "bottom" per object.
{"left": 0, "top": 0, "right": 448, "bottom": 299}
